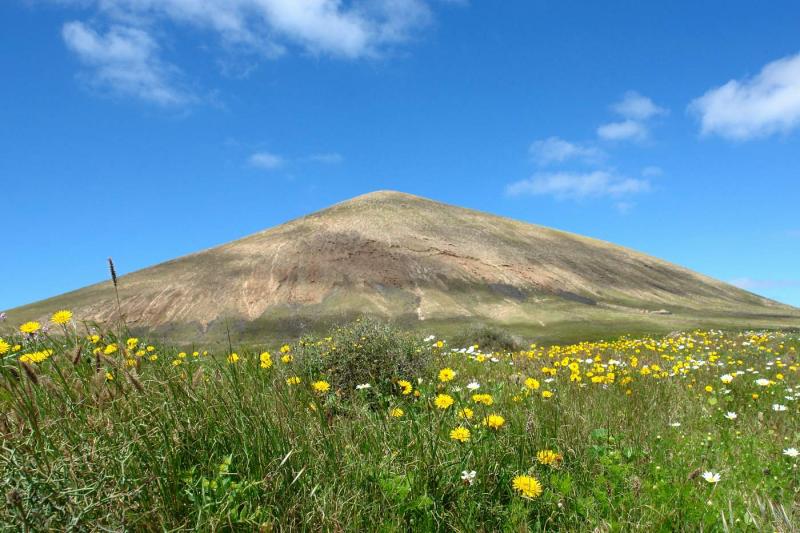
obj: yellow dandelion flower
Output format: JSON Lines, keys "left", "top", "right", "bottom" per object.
{"left": 0, "top": 339, "right": 9, "bottom": 355}
{"left": 484, "top": 414, "right": 505, "bottom": 430}
{"left": 104, "top": 344, "right": 118, "bottom": 356}
{"left": 260, "top": 352, "right": 273, "bottom": 369}
{"left": 51, "top": 310, "right": 73, "bottom": 325}
{"left": 512, "top": 475, "right": 543, "bottom": 499}
{"left": 434, "top": 394, "right": 454, "bottom": 409}
{"left": 105, "top": 372, "right": 114, "bottom": 381}
{"left": 19, "top": 321, "right": 41, "bottom": 335}
{"left": 524, "top": 377, "right": 540, "bottom": 390}
{"left": 438, "top": 367, "right": 456, "bottom": 382}
{"left": 472, "top": 393, "right": 493, "bottom": 406}
{"left": 313, "top": 380, "right": 331, "bottom": 393}
{"left": 281, "top": 354, "right": 293, "bottom": 364}
{"left": 450, "top": 426, "right": 470, "bottom": 443}
{"left": 280, "top": 344, "right": 292, "bottom": 354}
{"left": 286, "top": 376, "right": 301, "bottom": 385}
{"left": 390, "top": 407, "right": 404, "bottom": 418}
{"left": 536, "top": 449, "right": 563, "bottom": 467}
{"left": 397, "top": 380, "right": 413, "bottom": 395}
{"left": 458, "top": 407, "right": 474, "bottom": 420}
{"left": 541, "top": 391, "right": 553, "bottom": 399}
{"left": 227, "top": 353, "right": 239, "bottom": 364}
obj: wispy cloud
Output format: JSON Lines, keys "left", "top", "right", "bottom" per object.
{"left": 505, "top": 171, "right": 650, "bottom": 200}
{"left": 612, "top": 91, "right": 667, "bottom": 121}
{"left": 641, "top": 165, "right": 664, "bottom": 177}
{"left": 597, "top": 91, "right": 666, "bottom": 141}
{"left": 248, "top": 151, "right": 284, "bottom": 170}
{"left": 55, "top": 0, "right": 442, "bottom": 104}
{"left": 62, "top": 21, "right": 190, "bottom": 105}
{"left": 248, "top": 150, "right": 344, "bottom": 169}
{"left": 528, "top": 137, "right": 603, "bottom": 166}
{"left": 690, "top": 52, "right": 800, "bottom": 140}
{"left": 597, "top": 120, "right": 648, "bottom": 141}
{"left": 730, "top": 277, "right": 800, "bottom": 290}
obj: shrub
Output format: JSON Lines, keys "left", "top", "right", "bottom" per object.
{"left": 449, "top": 324, "right": 523, "bottom": 352}
{"left": 293, "top": 319, "right": 432, "bottom": 396}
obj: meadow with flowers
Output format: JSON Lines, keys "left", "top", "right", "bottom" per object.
{"left": 1, "top": 311, "right": 799, "bottom": 531}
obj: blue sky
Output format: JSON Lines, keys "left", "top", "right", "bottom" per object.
{"left": 1, "top": 0, "right": 799, "bottom": 310}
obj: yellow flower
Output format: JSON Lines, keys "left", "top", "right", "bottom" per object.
{"left": 390, "top": 407, "right": 404, "bottom": 418}
{"left": 0, "top": 339, "right": 9, "bottom": 355}
{"left": 435, "top": 340, "right": 444, "bottom": 349}
{"left": 704, "top": 385, "right": 713, "bottom": 393}
{"left": 397, "top": 380, "right": 413, "bottom": 395}
{"left": 524, "top": 377, "right": 540, "bottom": 390}
{"left": 484, "top": 414, "right": 505, "bottom": 430}
{"left": 104, "top": 344, "right": 118, "bottom": 356}
{"left": 51, "top": 310, "right": 73, "bottom": 325}
{"left": 178, "top": 352, "right": 187, "bottom": 359}
{"left": 435, "top": 394, "right": 454, "bottom": 409}
{"left": 281, "top": 354, "right": 293, "bottom": 364}
{"left": 19, "top": 321, "right": 41, "bottom": 335}
{"left": 105, "top": 372, "right": 114, "bottom": 381}
{"left": 541, "top": 391, "right": 553, "bottom": 399}
{"left": 438, "top": 367, "right": 456, "bottom": 382}
{"left": 260, "top": 352, "right": 273, "bottom": 369}
{"left": 472, "top": 393, "right": 493, "bottom": 406}
{"left": 280, "top": 344, "right": 292, "bottom": 354}
{"left": 149, "top": 355, "right": 158, "bottom": 362}
{"left": 90, "top": 335, "right": 101, "bottom": 344}
{"left": 126, "top": 337, "right": 139, "bottom": 350}
{"left": 458, "top": 407, "right": 474, "bottom": 420}
{"left": 313, "top": 380, "right": 331, "bottom": 393}
{"left": 172, "top": 359, "right": 182, "bottom": 367}
{"left": 227, "top": 352, "right": 239, "bottom": 364}
{"left": 512, "top": 475, "right": 543, "bottom": 499}
{"left": 18, "top": 350, "right": 53, "bottom": 364}
{"left": 450, "top": 426, "right": 470, "bottom": 443}
{"left": 286, "top": 376, "right": 301, "bottom": 385}
{"left": 536, "top": 449, "right": 563, "bottom": 467}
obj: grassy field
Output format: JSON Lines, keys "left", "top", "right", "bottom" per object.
{"left": 1, "top": 312, "right": 799, "bottom": 531}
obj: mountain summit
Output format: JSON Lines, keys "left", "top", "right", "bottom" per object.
{"left": 6, "top": 191, "right": 799, "bottom": 341}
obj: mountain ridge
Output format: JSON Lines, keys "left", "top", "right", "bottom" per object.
{"left": 4, "top": 190, "right": 799, "bottom": 342}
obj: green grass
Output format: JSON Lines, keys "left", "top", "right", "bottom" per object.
{"left": 1, "top": 320, "right": 799, "bottom": 531}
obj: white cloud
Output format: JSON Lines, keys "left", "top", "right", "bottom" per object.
{"left": 505, "top": 171, "right": 650, "bottom": 200}
{"left": 60, "top": 0, "right": 433, "bottom": 58}
{"left": 612, "top": 91, "right": 667, "bottom": 121}
{"left": 528, "top": 137, "right": 603, "bottom": 165}
{"left": 690, "top": 52, "right": 800, "bottom": 140}
{"left": 62, "top": 21, "right": 189, "bottom": 105}
{"left": 248, "top": 151, "right": 284, "bottom": 169}
{"left": 730, "top": 277, "right": 800, "bottom": 290}
{"left": 596, "top": 120, "right": 648, "bottom": 141}
{"left": 598, "top": 91, "right": 666, "bottom": 141}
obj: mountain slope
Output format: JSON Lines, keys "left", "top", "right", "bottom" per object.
{"left": 5, "top": 191, "right": 799, "bottom": 342}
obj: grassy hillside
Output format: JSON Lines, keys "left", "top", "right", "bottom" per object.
{"left": 1, "top": 318, "right": 799, "bottom": 530}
